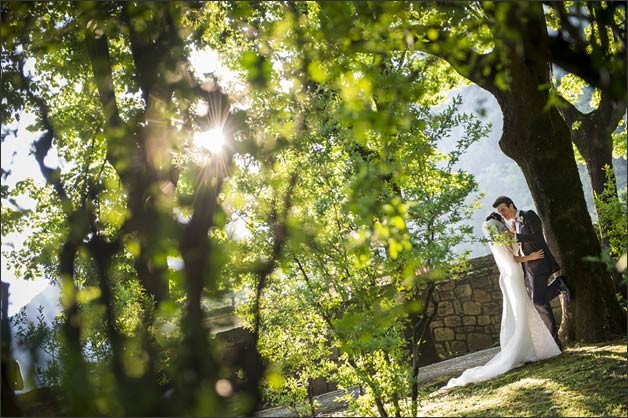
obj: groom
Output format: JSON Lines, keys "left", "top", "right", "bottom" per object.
{"left": 492, "top": 196, "right": 571, "bottom": 349}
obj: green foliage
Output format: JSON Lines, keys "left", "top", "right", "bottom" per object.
{"left": 594, "top": 166, "right": 627, "bottom": 263}
{"left": 5, "top": 1, "right": 622, "bottom": 416}
{"left": 217, "top": 9, "right": 489, "bottom": 411}
{"left": 612, "top": 118, "right": 627, "bottom": 160}
{"left": 11, "top": 306, "right": 62, "bottom": 389}
{"left": 483, "top": 221, "right": 517, "bottom": 248}
{"left": 1, "top": 1, "right": 487, "bottom": 414}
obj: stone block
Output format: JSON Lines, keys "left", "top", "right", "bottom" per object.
{"left": 473, "top": 289, "right": 492, "bottom": 303}
{"left": 482, "top": 302, "right": 500, "bottom": 315}
{"left": 436, "top": 344, "right": 447, "bottom": 358}
{"left": 450, "top": 340, "right": 467, "bottom": 354}
{"left": 462, "top": 301, "right": 482, "bottom": 315}
{"left": 462, "top": 316, "right": 477, "bottom": 326}
{"left": 460, "top": 325, "right": 476, "bottom": 333}
{"left": 444, "top": 315, "right": 462, "bottom": 327}
{"left": 433, "top": 327, "right": 454, "bottom": 341}
{"left": 483, "top": 325, "right": 495, "bottom": 334}
{"left": 477, "top": 315, "right": 491, "bottom": 326}
{"left": 309, "top": 377, "right": 336, "bottom": 396}
{"left": 472, "top": 279, "right": 490, "bottom": 289}
{"left": 453, "top": 300, "right": 461, "bottom": 313}
{"left": 440, "top": 281, "right": 454, "bottom": 291}
{"left": 438, "top": 301, "right": 454, "bottom": 316}
{"left": 430, "top": 320, "right": 444, "bottom": 328}
{"left": 439, "top": 290, "right": 455, "bottom": 301}
{"left": 454, "top": 284, "right": 472, "bottom": 298}
{"left": 468, "top": 333, "right": 493, "bottom": 351}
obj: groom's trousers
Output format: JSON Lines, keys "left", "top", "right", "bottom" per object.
{"left": 525, "top": 270, "right": 560, "bottom": 342}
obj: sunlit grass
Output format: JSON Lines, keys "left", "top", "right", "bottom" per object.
{"left": 413, "top": 338, "right": 627, "bottom": 417}
{"left": 333, "top": 337, "right": 627, "bottom": 417}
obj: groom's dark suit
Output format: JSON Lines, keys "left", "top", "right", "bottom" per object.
{"left": 514, "top": 209, "right": 562, "bottom": 343}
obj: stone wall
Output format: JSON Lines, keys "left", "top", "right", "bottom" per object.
{"left": 428, "top": 254, "right": 562, "bottom": 358}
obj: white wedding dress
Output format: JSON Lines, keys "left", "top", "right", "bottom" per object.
{"left": 442, "top": 219, "right": 561, "bottom": 389}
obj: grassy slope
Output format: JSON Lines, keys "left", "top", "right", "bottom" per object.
{"left": 414, "top": 337, "right": 627, "bottom": 417}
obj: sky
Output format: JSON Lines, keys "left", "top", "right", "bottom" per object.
{"left": 2, "top": 112, "right": 52, "bottom": 316}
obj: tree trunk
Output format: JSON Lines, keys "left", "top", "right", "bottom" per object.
{"left": 488, "top": 13, "right": 627, "bottom": 340}
{"left": 560, "top": 96, "right": 627, "bottom": 295}
{"left": 424, "top": 2, "right": 628, "bottom": 342}
{"left": 583, "top": 124, "right": 616, "bottom": 202}
{"left": 1, "top": 283, "right": 21, "bottom": 417}
{"left": 579, "top": 122, "right": 626, "bottom": 296}
{"left": 502, "top": 108, "right": 624, "bottom": 341}
{"left": 557, "top": 293, "right": 575, "bottom": 343}
{"left": 84, "top": 10, "right": 171, "bottom": 306}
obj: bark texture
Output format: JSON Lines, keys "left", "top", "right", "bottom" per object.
{"left": 414, "top": 1, "right": 627, "bottom": 341}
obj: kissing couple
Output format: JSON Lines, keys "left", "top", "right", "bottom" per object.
{"left": 443, "top": 196, "right": 571, "bottom": 389}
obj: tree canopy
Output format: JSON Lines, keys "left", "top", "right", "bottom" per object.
{"left": 1, "top": 1, "right": 625, "bottom": 416}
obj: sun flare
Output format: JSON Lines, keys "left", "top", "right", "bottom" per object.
{"left": 194, "top": 128, "right": 225, "bottom": 154}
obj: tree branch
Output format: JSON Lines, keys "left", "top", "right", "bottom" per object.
{"left": 84, "top": 28, "right": 135, "bottom": 181}
{"left": 412, "top": 26, "right": 498, "bottom": 92}
{"left": 17, "top": 54, "right": 94, "bottom": 416}
{"left": 547, "top": 2, "right": 586, "bottom": 51}
{"left": 556, "top": 93, "right": 583, "bottom": 129}
{"left": 547, "top": 4, "right": 627, "bottom": 102}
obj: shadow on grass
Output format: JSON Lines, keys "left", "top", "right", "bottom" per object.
{"left": 467, "top": 382, "right": 556, "bottom": 417}
{"left": 421, "top": 338, "right": 626, "bottom": 417}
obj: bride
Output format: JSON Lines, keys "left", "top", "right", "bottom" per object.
{"left": 442, "top": 212, "right": 562, "bottom": 389}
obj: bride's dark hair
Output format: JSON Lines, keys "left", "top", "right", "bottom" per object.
{"left": 485, "top": 212, "right": 504, "bottom": 223}
{"left": 482, "top": 212, "right": 507, "bottom": 239}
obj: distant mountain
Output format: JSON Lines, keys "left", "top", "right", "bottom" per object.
{"left": 13, "top": 283, "right": 61, "bottom": 325}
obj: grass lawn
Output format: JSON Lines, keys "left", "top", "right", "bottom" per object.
{"left": 16, "top": 338, "right": 626, "bottom": 416}
{"left": 413, "top": 337, "right": 627, "bottom": 417}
